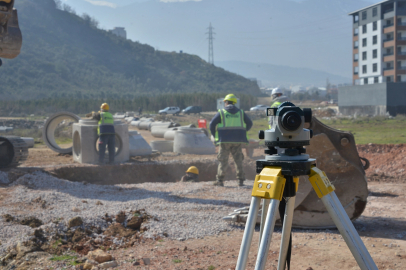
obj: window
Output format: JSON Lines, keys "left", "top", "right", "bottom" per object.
{"left": 354, "top": 53, "right": 359, "bottom": 61}
{"left": 373, "top": 7, "right": 377, "bottom": 17}
{"left": 354, "top": 28, "right": 359, "bottom": 36}
{"left": 354, "top": 41, "right": 359, "bottom": 48}
{"left": 362, "top": 25, "right": 367, "bottom": 33}
{"left": 362, "top": 11, "right": 367, "bottom": 20}
{"left": 354, "top": 15, "right": 359, "bottom": 23}
{"left": 386, "top": 62, "right": 391, "bottom": 69}
{"left": 374, "top": 77, "right": 379, "bottom": 83}
{"left": 362, "top": 51, "right": 367, "bottom": 60}
{"left": 354, "top": 66, "right": 359, "bottom": 74}
{"left": 373, "top": 63, "right": 377, "bottom": 72}
{"left": 373, "top": 49, "right": 377, "bottom": 58}
{"left": 387, "top": 76, "right": 391, "bottom": 82}
{"left": 373, "top": 35, "right": 377, "bottom": 45}
{"left": 362, "top": 38, "right": 367, "bottom": 47}
{"left": 363, "top": 65, "right": 367, "bottom": 73}
{"left": 373, "top": 21, "right": 377, "bottom": 31}
{"left": 364, "top": 78, "right": 368, "bottom": 84}
{"left": 397, "top": 75, "right": 402, "bottom": 82}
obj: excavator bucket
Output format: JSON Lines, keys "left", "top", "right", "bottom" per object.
{"left": 0, "top": 0, "right": 22, "bottom": 60}
{"left": 224, "top": 117, "right": 370, "bottom": 229}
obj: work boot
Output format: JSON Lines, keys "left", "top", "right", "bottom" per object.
{"left": 213, "top": 181, "right": 224, "bottom": 187}
{"left": 238, "top": 179, "right": 245, "bottom": 187}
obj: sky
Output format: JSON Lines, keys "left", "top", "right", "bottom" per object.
{"left": 59, "top": 0, "right": 381, "bottom": 80}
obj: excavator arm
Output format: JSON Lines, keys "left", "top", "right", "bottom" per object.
{"left": 0, "top": 0, "right": 22, "bottom": 65}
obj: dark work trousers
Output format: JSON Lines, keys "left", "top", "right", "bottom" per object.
{"left": 98, "top": 134, "right": 116, "bottom": 164}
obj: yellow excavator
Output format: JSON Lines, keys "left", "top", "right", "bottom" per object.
{"left": 0, "top": 0, "right": 22, "bottom": 66}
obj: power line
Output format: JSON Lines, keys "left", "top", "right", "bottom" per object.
{"left": 206, "top": 23, "right": 215, "bottom": 64}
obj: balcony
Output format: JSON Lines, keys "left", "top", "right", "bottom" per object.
{"left": 398, "top": 37, "right": 406, "bottom": 41}
{"left": 383, "top": 37, "right": 394, "bottom": 42}
{"left": 383, "top": 52, "right": 394, "bottom": 56}
{"left": 383, "top": 23, "right": 394, "bottom": 28}
{"left": 383, "top": 67, "right": 394, "bottom": 71}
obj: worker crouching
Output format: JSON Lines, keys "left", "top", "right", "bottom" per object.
{"left": 181, "top": 166, "right": 199, "bottom": 182}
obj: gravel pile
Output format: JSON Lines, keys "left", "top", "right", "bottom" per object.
{"left": 0, "top": 171, "right": 253, "bottom": 256}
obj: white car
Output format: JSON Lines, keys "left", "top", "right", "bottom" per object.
{"left": 158, "top": 107, "right": 181, "bottom": 115}
{"left": 250, "top": 105, "right": 268, "bottom": 112}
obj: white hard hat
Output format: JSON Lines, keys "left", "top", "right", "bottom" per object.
{"left": 271, "top": 88, "right": 283, "bottom": 95}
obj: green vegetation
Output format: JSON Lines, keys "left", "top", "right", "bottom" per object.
{"left": 173, "top": 259, "right": 182, "bottom": 263}
{"left": 0, "top": 0, "right": 261, "bottom": 101}
{"left": 320, "top": 115, "right": 406, "bottom": 144}
{"left": 248, "top": 115, "right": 406, "bottom": 145}
{"left": 208, "top": 266, "right": 216, "bottom": 270}
{"left": 0, "top": 93, "right": 257, "bottom": 116}
{"left": 50, "top": 254, "right": 79, "bottom": 265}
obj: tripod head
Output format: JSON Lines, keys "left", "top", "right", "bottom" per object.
{"left": 259, "top": 102, "right": 313, "bottom": 161}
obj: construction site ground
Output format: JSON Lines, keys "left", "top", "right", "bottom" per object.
{"left": 1, "top": 127, "right": 406, "bottom": 269}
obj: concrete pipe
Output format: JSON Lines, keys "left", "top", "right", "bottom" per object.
{"left": 130, "top": 121, "right": 142, "bottom": 128}
{"left": 129, "top": 131, "right": 152, "bottom": 156}
{"left": 164, "top": 125, "right": 198, "bottom": 141}
{"left": 151, "top": 125, "right": 171, "bottom": 138}
{"left": 149, "top": 121, "right": 171, "bottom": 131}
{"left": 150, "top": 140, "right": 174, "bottom": 153}
{"left": 43, "top": 112, "right": 81, "bottom": 154}
{"left": 174, "top": 128, "right": 216, "bottom": 155}
{"left": 138, "top": 121, "right": 154, "bottom": 130}
{"left": 72, "top": 119, "right": 129, "bottom": 164}
{"left": 21, "top": 137, "right": 35, "bottom": 148}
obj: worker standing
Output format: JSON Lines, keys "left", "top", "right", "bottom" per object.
{"left": 88, "top": 103, "right": 116, "bottom": 164}
{"left": 210, "top": 94, "right": 253, "bottom": 187}
{"left": 269, "top": 88, "right": 289, "bottom": 128}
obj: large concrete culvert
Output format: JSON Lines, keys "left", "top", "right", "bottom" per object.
{"left": 43, "top": 112, "right": 81, "bottom": 154}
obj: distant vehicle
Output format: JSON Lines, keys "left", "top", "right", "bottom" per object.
{"left": 159, "top": 107, "right": 180, "bottom": 115}
{"left": 250, "top": 105, "right": 268, "bottom": 112}
{"left": 182, "top": 106, "right": 202, "bottom": 115}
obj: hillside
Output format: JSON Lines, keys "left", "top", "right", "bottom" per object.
{"left": 0, "top": 0, "right": 261, "bottom": 100}
{"left": 216, "top": 61, "right": 351, "bottom": 87}
{"left": 64, "top": 0, "right": 372, "bottom": 78}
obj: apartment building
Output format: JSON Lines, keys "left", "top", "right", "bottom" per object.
{"left": 109, "top": 27, "right": 127, "bottom": 39}
{"left": 350, "top": 0, "right": 406, "bottom": 85}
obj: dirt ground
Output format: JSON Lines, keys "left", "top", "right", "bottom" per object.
{"left": 3, "top": 141, "right": 406, "bottom": 269}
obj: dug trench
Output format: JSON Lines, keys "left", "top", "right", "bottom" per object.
{"left": 43, "top": 160, "right": 258, "bottom": 185}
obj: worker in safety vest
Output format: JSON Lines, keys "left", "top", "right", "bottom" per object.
{"left": 209, "top": 94, "right": 253, "bottom": 187}
{"left": 268, "top": 88, "right": 288, "bottom": 128}
{"left": 87, "top": 103, "right": 116, "bottom": 164}
{"left": 181, "top": 166, "right": 199, "bottom": 182}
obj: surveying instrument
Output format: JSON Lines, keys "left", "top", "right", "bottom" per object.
{"left": 236, "top": 102, "right": 377, "bottom": 270}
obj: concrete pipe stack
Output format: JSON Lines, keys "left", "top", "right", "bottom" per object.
{"left": 163, "top": 125, "right": 198, "bottom": 141}
{"left": 174, "top": 128, "right": 215, "bottom": 155}
{"left": 129, "top": 131, "right": 152, "bottom": 156}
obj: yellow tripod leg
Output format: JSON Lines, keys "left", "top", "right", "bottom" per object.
{"left": 236, "top": 166, "right": 286, "bottom": 270}
{"left": 308, "top": 167, "right": 378, "bottom": 270}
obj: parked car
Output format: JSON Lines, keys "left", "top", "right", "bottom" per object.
{"left": 249, "top": 104, "right": 268, "bottom": 112}
{"left": 182, "top": 106, "right": 202, "bottom": 115}
{"left": 159, "top": 107, "right": 180, "bottom": 115}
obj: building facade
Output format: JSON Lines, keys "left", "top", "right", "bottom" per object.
{"left": 109, "top": 27, "right": 127, "bottom": 39}
{"left": 350, "top": 0, "right": 406, "bottom": 85}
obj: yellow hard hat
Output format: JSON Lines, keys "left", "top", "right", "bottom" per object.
{"left": 186, "top": 166, "right": 199, "bottom": 175}
{"left": 100, "top": 103, "right": 109, "bottom": 111}
{"left": 224, "top": 94, "right": 237, "bottom": 104}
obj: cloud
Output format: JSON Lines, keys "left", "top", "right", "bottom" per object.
{"left": 84, "top": 0, "right": 118, "bottom": 8}
{"left": 160, "top": 0, "right": 202, "bottom": 2}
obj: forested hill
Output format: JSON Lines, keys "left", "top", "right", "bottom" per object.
{"left": 0, "top": 0, "right": 261, "bottom": 100}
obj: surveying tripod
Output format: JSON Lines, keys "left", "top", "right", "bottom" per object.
{"left": 235, "top": 157, "right": 378, "bottom": 270}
